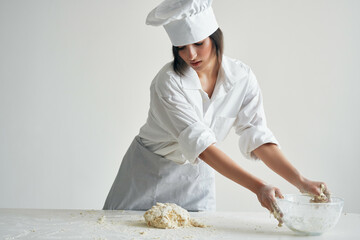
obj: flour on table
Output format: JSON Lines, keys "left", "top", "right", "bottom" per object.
{"left": 143, "top": 203, "right": 206, "bottom": 229}
{"left": 97, "top": 215, "right": 106, "bottom": 224}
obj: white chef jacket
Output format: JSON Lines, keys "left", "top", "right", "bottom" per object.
{"left": 138, "top": 55, "right": 279, "bottom": 164}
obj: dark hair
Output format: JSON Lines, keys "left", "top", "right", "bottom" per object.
{"left": 172, "top": 28, "right": 224, "bottom": 76}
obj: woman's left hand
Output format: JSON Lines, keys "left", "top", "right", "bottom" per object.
{"left": 297, "top": 177, "right": 330, "bottom": 200}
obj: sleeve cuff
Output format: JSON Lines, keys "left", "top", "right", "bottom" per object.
{"left": 238, "top": 125, "right": 280, "bottom": 160}
{"left": 178, "top": 121, "right": 217, "bottom": 164}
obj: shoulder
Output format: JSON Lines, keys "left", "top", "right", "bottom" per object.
{"left": 222, "top": 55, "right": 252, "bottom": 78}
{"left": 222, "top": 55, "right": 258, "bottom": 87}
{"left": 150, "top": 61, "right": 183, "bottom": 97}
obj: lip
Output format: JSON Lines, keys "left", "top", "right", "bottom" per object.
{"left": 190, "top": 60, "right": 202, "bottom": 67}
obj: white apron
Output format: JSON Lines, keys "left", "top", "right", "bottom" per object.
{"left": 103, "top": 136, "right": 216, "bottom": 211}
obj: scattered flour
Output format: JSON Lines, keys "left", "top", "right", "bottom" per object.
{"left": 97, "top": 216, "right": 106, "bottom": 224}
{"left": 143, "top": 203, "right": 206, "bottom": 229}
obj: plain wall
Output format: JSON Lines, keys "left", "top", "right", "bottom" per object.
{"left": 0, "top": 0, "right": 359, "bottom": 213}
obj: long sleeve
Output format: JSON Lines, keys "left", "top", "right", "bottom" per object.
{"left": 234, "top": 69, "right": 279, "bottom": 160}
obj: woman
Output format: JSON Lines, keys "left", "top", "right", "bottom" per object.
{"left": 103, "top": 0, "right": 329, "bottom": 214}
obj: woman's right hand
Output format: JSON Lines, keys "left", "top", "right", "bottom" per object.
{"left": 256, "top": 184, "right": 284, "bottom": 226}
{"left": 256, "top": 184, "right": 284, "bottom": 212}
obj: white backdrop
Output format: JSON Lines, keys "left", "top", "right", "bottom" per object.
{"left": 0, "top": 0, "right": 359, "bottom": 213}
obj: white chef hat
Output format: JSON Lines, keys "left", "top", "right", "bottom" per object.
{"left": 146, "top": 0, "right": 218, "bottom": 46}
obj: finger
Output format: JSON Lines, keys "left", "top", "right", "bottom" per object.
{"left": 270, "top": 202, "right": 284, "bottom": 227}
{"left": 313, "top": 183, "right": 323, "bottom": 195}
{"left": 321, "top": 183, "right": 330, "bottom": 194}
{"left": 322, "top": 183, "right": 331, "bottom": 201}
{"left": 270, "top": 201, "right": 278, "bottom": 212}
{"left": 271, "top": 202, "right": 283, "bottom": 216}
{"left": 324, "top": 188, "right": 331, "bottom": 197}
{"left": 275, "top": 188, "right": 284, "bottom": 199}
{"left": 305, "top": 183, "right": 321, "bottom": 196}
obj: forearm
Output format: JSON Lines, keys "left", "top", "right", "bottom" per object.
{"left": 252, "top": 143, "right": 304, "bottom": 188}
{"left": 199, "top": 144, "right": 265, "bottom": 194}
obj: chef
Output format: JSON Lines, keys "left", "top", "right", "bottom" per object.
{"left": 103, "top": 0, "right": 329, "bottom": 213}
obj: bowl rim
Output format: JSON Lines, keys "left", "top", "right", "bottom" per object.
{"left": 276, "top": 193, "right": 344, "bottom": 206}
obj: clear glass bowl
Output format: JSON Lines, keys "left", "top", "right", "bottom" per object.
{"left": 276, "top": 194, "right": 344, "bottom": 235}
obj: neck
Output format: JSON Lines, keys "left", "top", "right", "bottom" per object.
{"left": 196, "top": 54, "right": 220, "bottom": 80}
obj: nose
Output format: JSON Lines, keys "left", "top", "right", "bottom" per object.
{"left": 187, "top": 45, "right": 197, "bottom": 61}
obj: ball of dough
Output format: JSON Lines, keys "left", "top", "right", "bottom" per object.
{"left": 143, "top": 203, "right": 204, "bottom": 229}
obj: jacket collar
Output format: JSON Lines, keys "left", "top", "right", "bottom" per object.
{"left": 180, "top": 55, "right": 237, "bottom": 94}
{"left": 181, "top": 66, "right": 202, "bottom": 90}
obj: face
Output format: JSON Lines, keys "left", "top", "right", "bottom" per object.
{"left": 177, "top": 37, "right": 216, "bottom": 73}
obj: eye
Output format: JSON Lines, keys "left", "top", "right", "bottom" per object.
{"left": 177, "top": 46, "right": 185, "bottom": 51}
{"left": 194, "top": 42, "right": 203, "bottom": 46}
